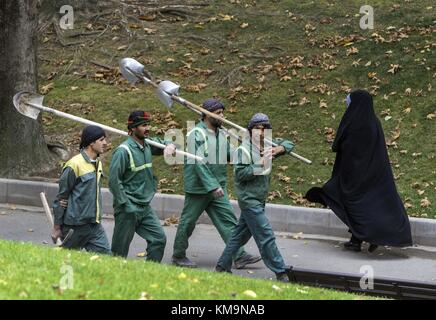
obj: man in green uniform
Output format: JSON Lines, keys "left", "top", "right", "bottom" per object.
{"left": 52, "top": 125, "right": 111, "bottom": 254}
{"left": 109, "top": 110, "right": 176, "bottom": 261}
{"left": 172, "top": 98, "right": 261, "bottom": 268}
{"left": 215, "top": 113, "right": 294, "bottom": 282}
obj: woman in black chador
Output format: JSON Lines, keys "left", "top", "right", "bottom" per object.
{"left": 305, "top": 90, "right": 412, "bottom": 252}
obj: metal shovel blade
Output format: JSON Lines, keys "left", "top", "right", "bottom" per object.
{"left": 119, "top": 58, "right": 145, "bottom": 84}
{"left": 13, "top": 91, "right": 44, "bottom": 120}
{"left": 156, "top": 80, "right": 180, "bottom": 108}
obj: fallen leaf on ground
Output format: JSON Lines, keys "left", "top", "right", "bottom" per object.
{"left": 420, "top": 198, "right": 431, "bottom": 208}
{"left": 243, "top": 290, "right": 257, "bottom": 298}
{"left": 139, "top": 292, "right": 152, "bottom": 300}
{"left": 296, "top": 288, "right": 308, "bottom": 294}
{"left": 41, "top": 83, "right": 54, "bottom": 94}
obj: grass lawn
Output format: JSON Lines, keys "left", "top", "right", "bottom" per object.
{"left": 0, "top": 239, "right": 375, "bottom": 300}
{"left": 37, "top": 0, "right": 434, "bottom": 218}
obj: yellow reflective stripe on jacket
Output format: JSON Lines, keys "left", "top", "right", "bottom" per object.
{"left": 63, "top": 153, "right": 96, "bottom": 177}
{"left": 118, "top": 144, "right": 153, "bottom": 172}
{"left": 187, "top": 127, "right": 208, "bottom": 156}
{"left": 96, "top": 160, "right": 102, "bottom": 223}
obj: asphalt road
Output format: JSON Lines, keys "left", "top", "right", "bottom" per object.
{"left": 1, "top": 204, "right": 436, "bottom": 283}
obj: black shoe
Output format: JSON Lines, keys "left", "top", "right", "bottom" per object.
{"left": 276, "top": 272, "right": 289, "bottom": 282}
{"left": 343, "top": 241, "right": 361, "bottom": 252}
{"left": 368, "top": 244, "right": 379, "bottom": 253}
{"left": 276, "top": 266, "right": 294, "bottom": 282}
{"left": 215, "top": 265, "right": 232, "bottom": 274}
{"left": 171, "top": 256, "right": 198, "bottom": 268}
{"left": 234, "top": 254, "right": 262, "bottom": 269}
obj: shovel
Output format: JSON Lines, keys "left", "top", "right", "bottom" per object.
{"left": 119, "top": 58, "right": 312, "bottom": 164}
{"left": 40, "top": 192, "right": 74, "bottom": 247}
{"left": 12, "top": 91, "right": 203, "bottom": 162}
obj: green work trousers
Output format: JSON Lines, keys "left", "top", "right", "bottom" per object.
{"left": 172, "top": 190, "right": 246, "bottom": 260}
{"left": 111, "top": 203, "right": 166, "bottom": 262}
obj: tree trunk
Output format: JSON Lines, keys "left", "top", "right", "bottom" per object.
{"left": 0, "top": 0, "right": 54, "bottom": 178}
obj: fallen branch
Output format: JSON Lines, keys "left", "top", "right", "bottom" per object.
{"left": 68, "top": 31, "right": 102, "bottom": 38}
{"left": 90, "top": 60, "right": 113, "bottom": 69}
{"left": 180, "top": 35, "right": 209, "bottom": 42}
{"left": 240, "top": 53, "right": 278, "bottom": 60}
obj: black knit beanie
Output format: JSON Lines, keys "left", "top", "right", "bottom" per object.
{"left": 80, "top": 125, "right": 106, "bottom": 149}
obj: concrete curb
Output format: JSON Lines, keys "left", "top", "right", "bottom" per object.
{"left": 1, "top": 178, "right": 434, "bottom": 246}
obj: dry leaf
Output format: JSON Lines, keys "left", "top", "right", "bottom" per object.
{"left": 117, "top": 45, "right": 128, "bottom": 51}
{"left": 420, "top": 198, "right": 431, "bottom": 208}
{"left": 426, "top": 112, "right": 435, "bottom": 120}
{"left": 219, "top": 14, "right": 234, "bottom": 21}
{"left": 387, "top": 64, "right": 400, "bottom": 74}
{"left": 324, "top": 127, "right": 335, "bottom": 143}
{"left": 296, "top": 288, "right": 309, "bottom": 294}
{"left": 279, "top": 174, "right": 291, "bottom": 183}
{"left": 136, "top": 252, "right": 146, "bottom": 257}
{"left": 41, "top": 82, "right": 54, "bottom": 94}
{"left": 240, "top": 23, "right": 249, "bottom": 29}
{"left": 405, "top": 203, "right": 413, "bottom": 209}
{"left": 163, "top": 215, "right": 179, "bottom": 226}
{"left": 352, "top": 59, "right": 361, "bottom": 67}
{"left": 319, "top": 100, "right": 328, "bottom": 109}
{"left": 267, "top": 190, "right": 282, "bottom": 201}
{"left": 242, "top": 290, "right": 257, "bottom": 298}
{"left": 138, "top": 14, "right": 156, "bottom": 21}
{"left": 143, "top": 28, "right": 156, "bottom": 34}
{"left": 367, "top": 72, "right": 377, "bottom": 79}
{"left": 139, "top": 292, "right": 152, "bottom": 300}
{"left": 89, "top": 255, "right": 100, "bottom": 261}
{"left": 292, "top": 232, "right": 304, "bottom": 240}
{"left": 299, "top": 97, "right": 311, "bottom": 106}
{"left": 346, "top": 47, "right": 359, "bottom": 56}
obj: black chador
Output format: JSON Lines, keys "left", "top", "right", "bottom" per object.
{"left": 305, "top": 90, "right": 412, "bottom": 251}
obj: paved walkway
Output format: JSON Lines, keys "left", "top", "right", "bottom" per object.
{"left": 1, "top": 204, "right": 436, "bottom": 283}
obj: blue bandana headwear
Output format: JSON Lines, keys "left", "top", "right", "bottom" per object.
{"left": 346, "top": 94, "right": 352, "bottom": 108}
{"left": 247, "top": 113, "right": 272, "bottom": 130}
